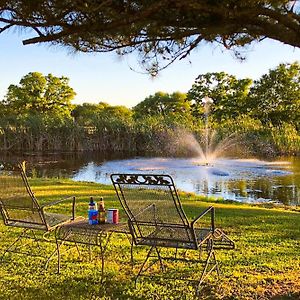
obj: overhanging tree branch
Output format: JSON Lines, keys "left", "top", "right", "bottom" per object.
{"left": 0, "top": 0, "right": 299, "bottom": 73}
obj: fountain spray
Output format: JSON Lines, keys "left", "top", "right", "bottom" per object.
{"left": 201, "top": 96, "right": 214, "bottom": 164}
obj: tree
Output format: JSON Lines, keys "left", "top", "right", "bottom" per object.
{"left": 0, "top": 1, "right": 299, "bottom": 74}
{"left": 4, "top": 72, "right": 75, "bottom": 116}
{"left": 249, "top": 62, "right": 300, "bottom": 127}
{"left": 100, "top": 104, "right": 132, "bottom": 120}
{"left": 72, "top": 103, "right": 106, "bottom": 125}
{"left": 133, "top": 91, "right": 190, "bottom": 118}
{"left": 72, "top": 101, "right": 132, "bottom": 126}
{"left": 187, "top": 72, "right": 252, "bottom": 121}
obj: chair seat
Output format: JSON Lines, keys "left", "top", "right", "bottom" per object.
{"left": 5, "top": 220, "right": 47, "bottom": 230}
{"left": 44, "top": 212, "right": 72, "bottom": 228}
{"left": 5, "top": 212, "right": 72, "bottom": 230}
{"left": 135, "top": 226, "right": 213, "bottom": 250}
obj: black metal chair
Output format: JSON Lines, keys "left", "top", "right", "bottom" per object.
{"left": 0, "top": 161, "right": 76, "bottom": 266}
{"left": 111, "top": 173, "right": 234, "bottom": 292}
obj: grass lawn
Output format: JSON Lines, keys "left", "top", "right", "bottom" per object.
{"left": 0, "top": 178, "right": 299, "bottom": 300}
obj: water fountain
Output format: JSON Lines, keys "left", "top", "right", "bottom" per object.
{"left": 72, "top": 96, "right": 294, "bottom": 204}
{"left": 186, "top": 96, "right": 240, "bottom": 176}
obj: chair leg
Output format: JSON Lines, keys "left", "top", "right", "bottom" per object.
{"left": 196, "top": 248, "right": 219, "bottom": 295}
{"left": 155, "top": 247, "right": 165, "bottom": 271}
{"left": 55, "top": 227, "right": 67, "bottom": 274}
{"left": 1, "top": 227, "right": 67, "bottom": 271}
{"left": 135, "top": 244, "right": 156, "bottom": 286}
{"left": 74, "top": 241, "right": 81, "bottom": 257}
{"left": 134, "top": 244, "right": 168, "bottom": 287}
{"left": 213, "top": 251, "right": 220, "bottom": 278}
{"left": 0, "top": 228, "right": 30, "bottom": 259}
{"left": 55, "top": 235, "right": 65, "bottom": 274}
{"left": 44, "top": 247, "right": 57, "bottom": 270}
{"left": 198, "top": 245, "right": 203, "bottom": 260}
{"left": 128, "top": 238, "right": 134, "bottom": 268}
{"left": 125, "top": 234, "right": 134, "bottom": 267}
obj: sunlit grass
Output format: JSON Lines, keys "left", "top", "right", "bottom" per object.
{"left": 0, "top": 178, "right": 299, "bottom": 299}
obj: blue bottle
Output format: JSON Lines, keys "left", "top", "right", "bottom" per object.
{"left": 88, "top": 197, "right": 98, "bottom": 225}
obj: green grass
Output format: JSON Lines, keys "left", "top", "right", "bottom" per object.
{"left": 0, "top": 178, "right": 299, "bottom": 300}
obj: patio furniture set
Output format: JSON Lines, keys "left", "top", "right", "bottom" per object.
{"left": 0, "top": 162, "right": 235, "bottom": 293}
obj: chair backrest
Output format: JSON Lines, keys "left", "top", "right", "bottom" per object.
{"left": 111, "top": 174, "right": 197, "bottom": 249}
{"left": 0, "top": 162, "right": 47, "bottom": 230}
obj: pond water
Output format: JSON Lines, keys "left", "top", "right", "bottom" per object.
{"left": 1, "top": 152, "right": 299, "bottom": 206}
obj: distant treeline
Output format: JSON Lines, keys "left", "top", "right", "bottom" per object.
{"left": 1, "top": 113, "right": 299, "bottom": 156}
{"left": 0, "top": 62, "right": 299, "bottom": 156}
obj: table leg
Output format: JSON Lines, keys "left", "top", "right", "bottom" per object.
{"left": 97, "top": 231, "right": 113, "bottom": 282}
{"left": 55, "top": 227, "right": 73, "bottom": 274}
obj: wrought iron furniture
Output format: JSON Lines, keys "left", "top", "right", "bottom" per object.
{"left": 0, "top": 161, "right": 76, "bottom": 264}
{"left": 55, "top": 219, "right": 131, "bottom": 278}
{"left": 111, "top": 173, "right": 234, "bottom": 292}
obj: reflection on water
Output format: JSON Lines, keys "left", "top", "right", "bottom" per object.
{"left": 72, "top": 156, "right": 299, "bottom": 206}
{"left": 0, "top": 152, "right": 299, "bottom": 206}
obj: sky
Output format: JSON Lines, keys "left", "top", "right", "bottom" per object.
{"left": 0, "top": 31, "right": 299, "bottom": 108}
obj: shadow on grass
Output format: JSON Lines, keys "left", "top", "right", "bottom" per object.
{"left": 271, "top": 292, "right": 300, "bottom": 300}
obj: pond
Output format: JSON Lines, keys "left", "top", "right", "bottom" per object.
{"left": 1, "top": 152, "right": 299, "bottom": 206}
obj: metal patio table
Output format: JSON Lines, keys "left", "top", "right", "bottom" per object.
{"left": 55, "top": 218, "right": 131, "bottom": 279}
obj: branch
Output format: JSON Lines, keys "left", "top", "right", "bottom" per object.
{"left": 179, "top": 35, "right": 203, "bottom": 60}
{"left": 0, "top": 23, "right": 13, "bottom": 33}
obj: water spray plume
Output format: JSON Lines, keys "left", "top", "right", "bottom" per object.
{"left": 202, "top": 96, "right": 214, "bottom": 164}
{"left": 195, "top": 96, "right": 240, "bottom": 164}
{"left": 159, "top": 95, "right": 241, "bottom": 162}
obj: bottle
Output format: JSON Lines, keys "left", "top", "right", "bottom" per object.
{"left": 98, "top": 197, "right": 106, "bottom": 224}
{"left": 88, "top": 197, "right": 98, "bottom": 225}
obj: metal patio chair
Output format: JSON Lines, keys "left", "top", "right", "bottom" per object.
{"left": 0, "top": 162, "right": 76, "bottom": 266}
{"left": 111, "top": 173, "right": 234, "bottom": 292}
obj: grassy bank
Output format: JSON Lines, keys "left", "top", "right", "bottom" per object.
{"left": 0, "top": 178, "right": 299, "bottom": 300}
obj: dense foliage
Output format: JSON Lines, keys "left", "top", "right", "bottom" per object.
{"left": 187, "top": 72, "right": 253, "bottom": 120}
{"left": 0, "top": 1, "right": 299, "bottom": 74}
{"left": 249, "top": 62, "right": 300, "bottom": 127}
{"left": 0, "top": 62, "right": 299, "bottom": 155}
{"left": 133, "top": 92, "right": 189, "bottom": 119}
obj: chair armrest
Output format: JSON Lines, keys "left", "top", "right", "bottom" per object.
{"left": 191, "top": 206, "right": 215, "bottom": 232}
{"left": 41, "top": 196, "right": 76, "bottom": 220}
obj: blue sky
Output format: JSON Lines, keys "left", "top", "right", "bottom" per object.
{"left": 0, "top": 30, "right": 299, "bottom": 108}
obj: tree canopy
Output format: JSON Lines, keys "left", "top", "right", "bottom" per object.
{"left": 133, "top": 91, "right": 189, "bottom": 118}
{"left": 187, "top": 72, "right": 252, "bottom": 120}
{"left": 249, "top": 62, "right": 300, "bottom": 127}
{"left": 3, "top": 72, "right": 75, "bottom": 116}
{"left": 1, "top": 1, "right": 299, "bottom": 74}
{"left": 187, "top": 62, "right": 300, "bottom": 124}
{"left": 72, "top": 102, "right": 132, "bottom": 126}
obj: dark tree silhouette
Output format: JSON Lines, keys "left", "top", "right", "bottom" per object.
{"left": 1, "top": 1, "right": 299, "bottom": 74}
